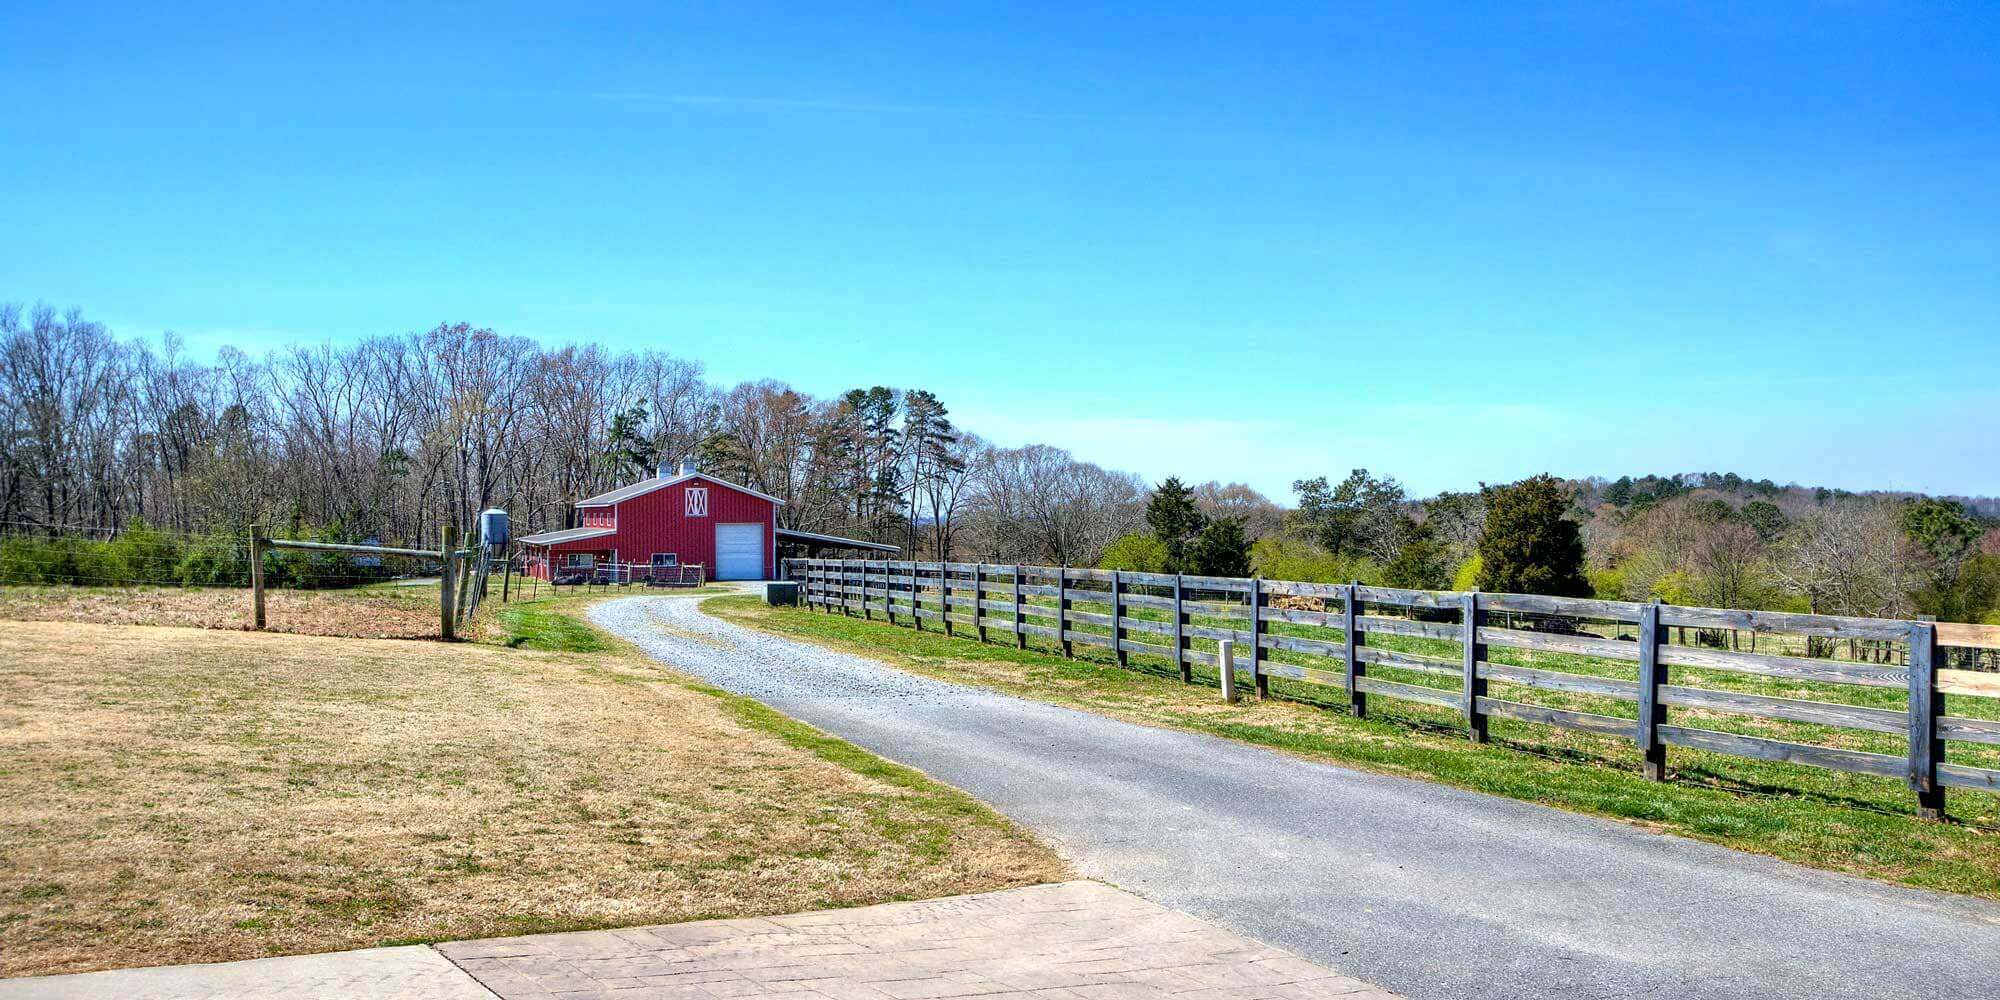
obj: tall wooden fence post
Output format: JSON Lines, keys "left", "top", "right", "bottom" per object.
{"left": 249, "top": 524, "right": 267, "bottom": 630}
{"left": 1637, "top": 599, "right": 1666, "bottom": 780}
{"left": 918, "top": 562, "right": 930, "bottom": 633}
{"left": 1910, "top": 620, "right": 1945, "bottom": 821}
{"left": 439, "top": 524, "right": 458, "bottom": 641}
{"left": 1113, "top": 570, "right": 1128, "bottom": 667}
{"left": 1344, "top": 581, "right": 1366, "bottom": 718}
{"left": 1058, "top": 566, "right": 1072, "bottom": 659}
{"left": 1462, "top": 591, "right": 1486, "bottom": 742}
{"left": 1250, "top": 577, "right": 1268, "bottom": 699}
{"left": 1174, "top": 573, "right": 1189, "bottom": 683}
{"left": 501, "top": 546, "right": 513, "bottom": 603}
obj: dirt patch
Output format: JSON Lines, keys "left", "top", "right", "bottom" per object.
{"left": 0, "top": 585, "right": 440, "bottom": 639}
{"left": 0, "top": 620, "right": 1063, "bottom": 977}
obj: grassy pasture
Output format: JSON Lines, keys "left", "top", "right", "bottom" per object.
{"left": 711, "top": 591, "right": 2000, "bottom": 899}
{"left": 0, "top": 582, "right": 441, "bottom": 638}
{"left": 0, "top": 602, "right": 1062, "bottom": 978}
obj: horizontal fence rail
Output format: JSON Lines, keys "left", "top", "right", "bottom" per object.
{"left": 795, "top": 559, "right": 2000, "bottom": 821}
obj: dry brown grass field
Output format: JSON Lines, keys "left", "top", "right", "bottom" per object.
{"left": 0, "top": 583, "right": 441, "bottom": 638}
{"left": 0, "top": 612, "right": 1064, "bottom": 978}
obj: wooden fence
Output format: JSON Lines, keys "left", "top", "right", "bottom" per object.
{"left": 795, "top": 558, "right": 2000, "bottom": 820}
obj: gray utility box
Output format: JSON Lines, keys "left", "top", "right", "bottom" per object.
{"left": 763, "top": 581, "right": 800, "bottom": 606}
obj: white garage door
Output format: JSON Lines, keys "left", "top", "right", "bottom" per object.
{"left": 714, "top": 523, "right": 765, "bottom": 581}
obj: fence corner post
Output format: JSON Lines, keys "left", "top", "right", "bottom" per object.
{"left": 1910, "top": 620, "right": 1945, "bottom": 821}
{"left": 439, "top": 524, "right": 458, "bottom": 641}
{"left": 249, "top": 524, "right": 266, "bottom": 630}
{"left": 1462, "top": 590, "right": 1485, "bottom": 742}
{"left": 1637, "top": 598, "right": 1666, "bottom": 780}
{"left": 1344, "top": 580, "right": 1366, "bottom": 718}
{"left": 1219, "top": 638, "right": 1238, "bottom": 704}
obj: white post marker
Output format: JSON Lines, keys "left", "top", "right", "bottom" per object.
{"left": 1219, "top": 638, "right": 1238, "bottom": 704}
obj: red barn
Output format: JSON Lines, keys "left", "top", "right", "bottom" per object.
{"left": 517, "top": 462, "right": 897, "bottom": 583}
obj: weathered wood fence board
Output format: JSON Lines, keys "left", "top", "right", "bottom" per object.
{"left": 795, "top": 558, "right": 2000, "bottom": 819}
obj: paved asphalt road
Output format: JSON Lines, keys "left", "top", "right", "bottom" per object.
{"left": 591, "top": 595, "right": 2000, "bottom": 1000}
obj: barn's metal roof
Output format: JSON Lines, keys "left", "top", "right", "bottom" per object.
{"left": 775, "top": 528, "right": 901, "bottom": 553}
{"left": 575, "top": 472, "right": 786, "bottom": 508}
{"left": 516, "top": 526, "right": 616, "bottom": 546}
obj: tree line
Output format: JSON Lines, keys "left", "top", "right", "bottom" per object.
{"left": 0, "top": 303, "right": 1145, "bottom": 566}
{"left": 1096, "top": 467, "right": 2000, "bottom": 630}
{"left": 6, "top": 301, "right": 1995, "bottom": 628}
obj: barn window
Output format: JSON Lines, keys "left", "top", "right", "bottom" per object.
{"left": 685, "top": 487, "right": 709, "bottom": 517}
{"left": 651, "top": 553, "right": 678, "bottom": 567}
{"left": 563, "top": 553, "right": 595, "bottom": 567}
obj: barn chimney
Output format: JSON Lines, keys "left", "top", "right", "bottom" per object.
{"left": 655, "top": 461, "right": 670, "bottom": 480}
{"left": 678, "top": 458, "right": 697, "bottom": 476}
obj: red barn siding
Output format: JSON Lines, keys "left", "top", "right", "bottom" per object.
{"left": 600, "top": 478, "right": 775, "bottom": 578}
{"left": 524, "top": 474, "right": 777, "bottom": 580}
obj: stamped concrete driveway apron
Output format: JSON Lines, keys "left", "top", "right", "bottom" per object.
{"left": 590, "top": 596, "right": 2000, "bottom": 1000}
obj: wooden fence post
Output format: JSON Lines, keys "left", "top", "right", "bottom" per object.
{"left": 918, "top": 562, "right": 930, "bottom": 633}
{"left": 1250, "top": 577, "right": 1268, "bottom": 699}
{"left": 1013, "top": 565, "right": 1027, "bottom": 649}
{"left": 1344, "top": 580, "right": 1366, "bottom": 718}
{"left": 1462, "top": 590, "right": 1486, "bottom": 742}
{"left": 974, "top": 564, "right": 987, "bottom": 642}
{"left": 1174, "top": 573, "right": 1189, "bottom": 683}
{"left": 249, "top": 524, "right": 267, "bottom": 630}
{"left": 456, "top": 544, "right": 476, "bottom": 621}
{"left": 1112, "top": 570, "right": 1128, "bottom": 667}
{"left": 1058, "top": 566, "right": 1072, "bottom": 659}
{"left": 883, "top": 562, "right": 893, "bottom": 622}
{"left": 439, "top": 524, "right": 458, "bottom": 641}
{"left": 939, "top": 563, "right": 950, "bottom": 636}
{"left": 501, "top": 546, "right": 513, "bottom": 603}
{"left": 1218, "top": 638, "right": 1238, "bottom": 704}
{"left": 1637, "top": 599, "right": 1666, "bottom": 780}
{"left": 1910, "top": 620, "right": 1945, "bottom": 821}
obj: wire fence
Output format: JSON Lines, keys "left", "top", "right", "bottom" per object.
{"left": 0, "top": 522, "right": 442, "bottom": 591}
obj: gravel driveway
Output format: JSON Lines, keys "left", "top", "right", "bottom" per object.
{"left": 591, "top": 595, "right": 2000, "bottom": 1000}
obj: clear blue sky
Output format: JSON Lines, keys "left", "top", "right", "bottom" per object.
{"left": 5, "top": 2, "right": 1996, "bottom": 499}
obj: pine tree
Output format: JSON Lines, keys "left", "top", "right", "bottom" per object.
{"left": 1476, "top": 474, "right": 1591, "bottom": 596}
{"left": 1190, "top": 517, "right": 1251, "bottom": 577}
{"left": 902, "top": 390, "right": 962, "bottom": 556}
{"left": 1145, "top": 476, "right": 1206, "bottom": 572}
